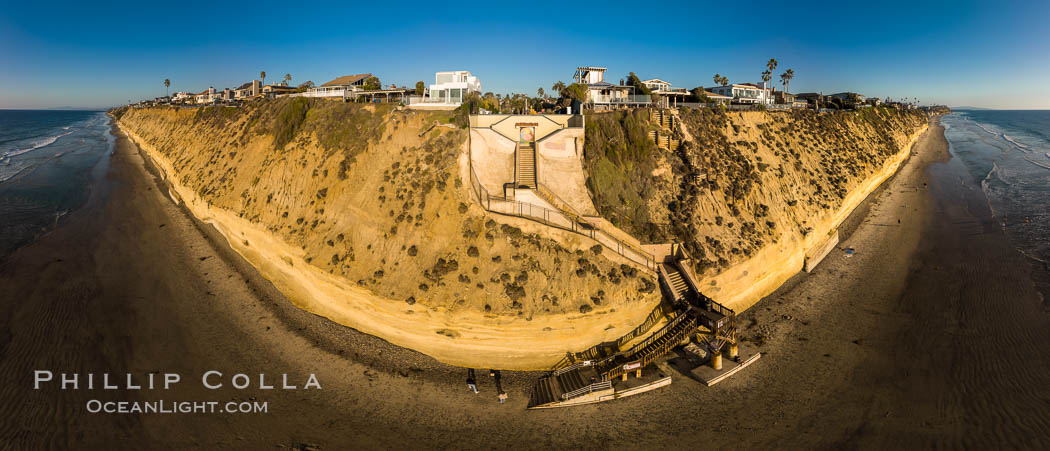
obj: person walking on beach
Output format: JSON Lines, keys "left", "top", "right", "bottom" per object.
{"left": 466, "top": 369, "right": 478, "bottom": 394}
{"left": 490, "top": 370, "right": 507, "bottom": 404}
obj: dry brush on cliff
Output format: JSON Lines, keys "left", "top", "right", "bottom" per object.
{"left": 118, "top": 100, "right": 660, "bottom": 320}
{"left": 583, "top": 107, "right": 928, "bottom": 275}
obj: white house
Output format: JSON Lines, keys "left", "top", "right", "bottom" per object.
{"left": 573, "top": 66, "right": 637, "bottom": 108}
{"left": 171, "top": 92, "right": 194, "bottom": 103}
{"left": 642, "top": 78, "right": 689, "bottom": 107}
{"left": 408, "top": 71, "right": 481, "bottom": 109}
{"left": 709, "top": 84, "right": 764, "bottom": 104}
{"left": 194, "top": 87, "right": 216, "bottom": 104}
{"left": 428, "top": 71, "right": 481, "bottom": 104}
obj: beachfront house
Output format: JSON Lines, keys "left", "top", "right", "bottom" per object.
{"left": 573, "top": 66, "right": 643, "bottom": 109}
{"left": 263, "top": 84, "right": 297, "bottom": 97}
{"left": 194, "top": 88, "right": 216, "bottom": 104}
{"left": 171, "top": 92, "right": 194, "bottom": 103}
{"left": 709, "top": 83, "right": 764, "bottom": 104}
{"left": 234, "top": 80, "right": 262, "bottom": 99}
{"left": 407, "top": 71, "right": 481, "bottom": 110}
{"left": 830, "top": 92, "right": 866, "bottom": 108}
{"left": 699, "top": 89, "right": 732, "bottom": 105}
{"left": 795, "top": 93, "right": 829, "bottom": 109}
{"left": 642, "top": 78, "right": 689, "bottom": 108}
{"left": 774, "top": 91, "right": 807, "bottom": 108}
{"left": 304, "top": 73, "right": 373, "bottom": 98}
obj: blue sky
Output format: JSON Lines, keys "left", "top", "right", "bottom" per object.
{"left": 2, "top": 0, "right": 1048, "bottom": 109}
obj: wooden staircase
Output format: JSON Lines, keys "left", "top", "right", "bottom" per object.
{"left": 515, "top": 141, "right": 536, "bottom": 189}
{"left": 647, "top": 130, "right": 680, "bottom": 151}
{"left": 597, "top": 312, "right": 698, "bottom": 381}
{"left": 650, "top": 108, "right": 678, "bottom": 130}
{"left": 528, "top": 364, "right": 602, "bottom": 408}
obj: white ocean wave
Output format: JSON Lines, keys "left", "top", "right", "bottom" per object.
{"left": 1023, "top": 154, "right": 1050, "bottom": 171}
{"left": 1001, "top": 133, "right": 1032, "bottom": 152}
{"left": 2, "top": 130, "right": 74, "bottom": 158}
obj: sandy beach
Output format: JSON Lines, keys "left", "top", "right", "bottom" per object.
{"left": 2, "top": 118, "right": 1049, "bottom": 449}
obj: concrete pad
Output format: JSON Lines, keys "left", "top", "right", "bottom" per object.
{"left": 691, "top": 345, "right": 762, "bottom": 386}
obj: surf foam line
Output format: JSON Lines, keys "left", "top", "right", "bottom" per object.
{"left": 3, "top": 130, "right": 74, "bottom": 158}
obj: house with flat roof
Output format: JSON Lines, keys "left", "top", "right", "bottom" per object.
{"left": 642, "top": 78, "right": 689, "bottom": 107}
{"left": 262, "top": 84, "right": 297, "bottom": 97}
{"left": 573, "top": 66, "right": 644, "bottom": 109}
{"left": 709, "top": 84, "right": 764, "bottom": 104}
{"left": 829, "top": 92, "right": 866, "bottom": 108}
{"left": 407, "top": 70, "right": 481, "bottom": 110}
{"left": 700, "top": 89, "right": 732, "bottom": 104}
{"left": 194, "top": 88, "right": 215, "bottom": 104}
{"left": 171, "top": 92, "right": 194, "bottom": 103}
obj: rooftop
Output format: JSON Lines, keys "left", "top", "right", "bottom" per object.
{"left": 322, "top": 73, "right": 372, "bottom": 87}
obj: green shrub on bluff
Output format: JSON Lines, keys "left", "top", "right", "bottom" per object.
{"left": 582, "top": 110, "right": 667, "bottom": 241}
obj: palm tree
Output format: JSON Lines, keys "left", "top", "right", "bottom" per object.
{"left": 283, "top": 73, "right": 291, "bottom": 86}
{"left": 552, "top": 81, "right": 566, "bottom": 96}
{"left": 537, "top": 87, "right": 545, "bottom": 99}
{"left": 260, "top": 71, "right": 266, "bottom": 86}
{"left": 164, "top": 78, "right": 170, "bottom": 97}
{"left": 765, "top": 58, "right": 778, "bottom": 101}
{"left": 780, "top": 69, "right": 794, "bottom": 94}
{"left": 713, "top": 74, "right": 729, "bottom": 87}
{"left": 766, "top": 59, "right": 778, "bottom": 79}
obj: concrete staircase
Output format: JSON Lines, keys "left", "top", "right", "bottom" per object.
{"left": 515, "top": 141, "right": 536, "bottom": 189}
{"left": 662, "top": 263, "right": 690, "bottom": 302}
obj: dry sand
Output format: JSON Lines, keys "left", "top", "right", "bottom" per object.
{"left": 1, "top": 119, "right": 1049, "bottom": 449}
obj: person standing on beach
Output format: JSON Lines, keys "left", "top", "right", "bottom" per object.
{"left": 466, "top": 369, "right": 478, "bottom": 394}
{"left": 490, "top": 370, "right": 507, "bottom": 404}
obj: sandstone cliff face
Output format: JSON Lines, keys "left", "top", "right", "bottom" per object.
{"left": 116, "top": 99, "right": 661, "bottom": 369}
{"left": 115, "top": 100, "right": 927, "bottom": 367}
{"left": 583, "top": 107, "right": 929, "bottom": 310}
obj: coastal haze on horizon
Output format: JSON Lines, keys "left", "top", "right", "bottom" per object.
{"left": 2, "top": 0, "right": 1049, "bottom": 110}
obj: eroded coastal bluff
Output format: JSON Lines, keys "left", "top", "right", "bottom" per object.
{"left": 114, "top": 101, "right": 928, "bottom": 369}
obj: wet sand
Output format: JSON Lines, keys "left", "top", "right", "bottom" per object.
{"left": 1, "top": 119, "right": 1049, "bottom": 449}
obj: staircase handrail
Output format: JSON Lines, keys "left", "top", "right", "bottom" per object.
{"left": 615, "top": 302, "right": 674, "bottom": 349}
{"left": 553, "top": 360, "right": 592, "bottom": 376}
{"left": 622, "top": 306, "right": 692, "bottom": 357}
{"left": 560, "top": 380, "right": 612, "bottom": 400}
{"left": 535, "top": 182, "right": 587, "bottom": 224}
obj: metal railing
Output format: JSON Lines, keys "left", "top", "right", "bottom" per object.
{"left": 590, "top": 94, "right": 653, "bottom": 105}
{"left": 560, "top": 380, "right": 612, "bottom": 400}
{"left": 468, "top": 162, "right": 656, "bottom": 272}
{"left": 553, "top": 360, "right": 592, "bottom": 376}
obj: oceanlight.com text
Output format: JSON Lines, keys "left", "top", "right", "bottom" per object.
{"left": 86, "top": 399, "right": 268, "bottom": 414}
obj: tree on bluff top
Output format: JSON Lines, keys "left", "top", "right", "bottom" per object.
{"left": 560, "top": 83, "right": 589, "bottom": 102}
{"left": 626, "top": 72, "right": 652, "bottom": 96}
{"left": 363, "top": 76, "right": 381, "bottom": 91}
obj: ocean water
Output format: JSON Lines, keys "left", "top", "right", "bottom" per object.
{"left": 942, "top": 110, "right": 1050, "bottom": 300}
{"left": 0, "top": 110, "right": 114, "bottom": 257}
